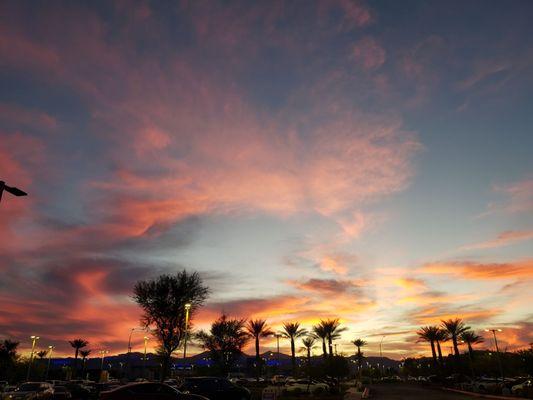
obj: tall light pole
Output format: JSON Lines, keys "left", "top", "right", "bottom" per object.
{"left": 45, "top": 345, "right": 54, "bottom": 380}
{"left": 100, "top": 350, "right": 109, "bottom": 371}
{"left": 380, "top": 336, "right": 386, "bottom": 376}
{"left": 143, "top": 336, "right": 150, "bottom": 378}
{"left": 0, "top": 180, "right": 27, "bottom": 204}
{"left": 275, "top": 333, "right": 282, "bottom": 368}
{"left": 183, "top": 303, "right": 191, "bottom": 359}
{"left": 485, "top": 329, "right": 504, "bottom": 381}
{"left": 126, "top": 327, "right": 145, "bottom": 379}
{"left": 26, "top": 335, "right": 39, "bottom": 381}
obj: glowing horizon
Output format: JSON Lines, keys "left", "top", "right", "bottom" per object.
{"left": 1, "top": 0, "right": 532, "bottom": 361}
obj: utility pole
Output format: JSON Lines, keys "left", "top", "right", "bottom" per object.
{"left": 485, "top": 329, "right": 504, "bottom": 382}
{"left": 183, "top": 303, "right": 191, "bottom": 359}
{"left": 26, "top": 335, "right": 39, "bottom": 381}
{"left": 45, "top": 346, "right": 54, "bottom": 380}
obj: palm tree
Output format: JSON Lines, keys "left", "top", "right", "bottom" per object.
{"left": 196, "top": 315, "right": 249, "bottom": 374}
{"left": 246, "top": 319, "right": 273, "bottom": 381}
{"left": 460, "top": 330, "right": 483, "bottom": 359}
{"left": 69, "top": 339, "right": 89, "bottom": 378}
{"left": 320, "top": 319, "right": 347, "bottom": 356}
{"left": 80, "top": 349, "right": 91, "bottom": 377}
{"left": 36, "top": 350, "right": 48, "bottom": 360}
{"left": 301, "top": 337, "right": 316, "bottom": 386}
{"left": 301, "top": 336, "right": 316, "bottom": 363}
{"left": 282, "top": 322, "right": 307, "bottom": 373}
{"left": 417, "top": 326, "right": 439, "bottom": 365}
{"left": 312, "top": 324, "right": 329, "bottom": 357}
{"left": 441, "top": 318, "right": 469, "bottom": 358}
{"left": 435, "top": 328, "right": 448, "bottom": 365}
{"left": 352, "top": 338, "right": 366, "bottom": 359}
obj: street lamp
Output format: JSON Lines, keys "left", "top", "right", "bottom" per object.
{"left": 380, "top": 336, "right": 386, "bottom": 376}
{"left": 274, "top": 333, "right": 282, "bottom": 368}
{"left": 0, "top": 180, "right": 27, "bottom": 203}
{"left": 485, "top": 328, "right": 504, "bottom": 381}
{"left": 126, "top": 327, "right": 146, "bottom": 379}
{"left": 45, "top": 345, "right": 54, "bottom": 380}
{"left": 26, "top": 335, "right": 40, "bottom": 381}
{"left": 100, "top": 350, "right": 109, "bottom": 371}
{"left": 143, "top": 336, "right": 150, "bottom": 378}
{"left": 183, "top": 303, "right": 191, "bottom": 359}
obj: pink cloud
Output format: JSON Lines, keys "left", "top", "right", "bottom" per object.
{"left": 352, "top": 37, "right": 386, "bottom": 70}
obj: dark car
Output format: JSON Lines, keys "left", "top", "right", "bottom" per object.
{"left": 99, "top": 382, "right": 207, "bottom": 400}
{"left": 180, "top": 377, "right": 251, "bottom": 400}
{"left": 52, "top": 386, "right": 72, "bottom": 400}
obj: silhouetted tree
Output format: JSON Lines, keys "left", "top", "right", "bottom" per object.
{"left": 0, "top": 340, "right": 20, "bottom": 380}
{"left": 301, "top": 336, "right": 316, "bottom": 364}
{"left": 320, "top": 319, "right": 347, "bottom": 357}
{"left": 69, "top": 339, "right": 88, "bottom": 378}
{"left": 417, "top": 326, "right": 439, "bottom": 366}
{"left": 352, "top": 338, "right": 367, "bottom": 371}
{"left": 36, "top": 350, "right": 48, "bottom": 360}
{"left": 312, "top": 324, "right": 329, "bottom": 358}
{"left": 80, "top": 349, "right": 91, "bottom": 377}
{"left": 301, "top": 337, "right": 316, "bottom": 385}
{"left": 133, "top": 270, "right": 209, "bottom": 379}
{"left": 245, "top": 319, "right": 273, "bottom": 381}
{"left": 196, "top": 315, "right": 249, "bottom": 375}
{"left": 282, "top": 322, "right": 307, "bottom": 373}
{"left": 461, "top": 330, "right": 483, "bottom": 359}
{"left": 441, "top": 318, "right": 469, "bottom": 358}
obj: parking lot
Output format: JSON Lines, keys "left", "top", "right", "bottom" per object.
{"left": 370, "top": 383, "right": 488, "bottom": 399}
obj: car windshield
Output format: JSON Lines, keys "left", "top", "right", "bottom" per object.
{"left": 18, "top": 384, "right": 42, "bottom": 391}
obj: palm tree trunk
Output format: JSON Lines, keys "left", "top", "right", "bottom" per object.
{"left": 467, "top": 343, "right": 474, "bottom": 359}
{"left": 430, "top": 340, "right": 437, "bottom": 366}
{"left": 322, "top": 339, "right": 327, "bottom": 358}
{"left": 291, "top": 338, "right": 296, "bottom": 373}
{"left": 73, "top": 348, "right": 79, "bottom": 378}
{"left": 255, "top": 336, "right": 260, "bottom": 382}
{"left": 436, "top": 341, "right": 443, "bottom": 365}
{"left": 452, "top": 336, "right": 460, "bottom": 357}
{"left": 328, "top": 336, "right": 333, "bottom": 357}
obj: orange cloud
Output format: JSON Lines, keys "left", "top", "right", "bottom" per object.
{"left": 422, "top": 259, "right": 533, "bottom": 280}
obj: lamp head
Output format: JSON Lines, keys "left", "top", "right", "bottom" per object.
{"left": 185, "top": 303, "right": 191, "bottom": 310}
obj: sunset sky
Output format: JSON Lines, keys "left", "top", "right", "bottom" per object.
{"left": 1, "top": 0, "right": 532, "bottom": 360}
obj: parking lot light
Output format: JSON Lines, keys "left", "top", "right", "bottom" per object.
{"left": 0, "top": 181, "right": 28, "bottom": 203}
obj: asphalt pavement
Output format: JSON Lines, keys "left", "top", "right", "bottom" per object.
{"left": 369, "top": 383, "right": 482, "bottom": 399}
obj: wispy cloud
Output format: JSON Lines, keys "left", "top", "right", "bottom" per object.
{"left": 421, "top": 259, "right": 533, "bottom": 280}
{"left": 461, "top": 230, "right": 533, "bottom": 250}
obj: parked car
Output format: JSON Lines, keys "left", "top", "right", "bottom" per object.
{"left": 100, "top": 383, "right": 206, "bottom": 400}
{"left": 51, "top": 386, "right": 71, "bottom": 400}
{"left": 472, "top": 378, "right": 502, "bottom": 393}
{"left": 3, "top": 382, "right": 54, "bottom": 400}
{"left": 180, "top": 377, "right": 251, "bottom": 400}
{"left": 271, "top": 376, "right": 287, "bottom": 385}
{"left": 1, "top": 386, "right": 17, "bottom": 395}
{"left": 62, "top": 383, "right": 92, "bottom": 400}
{"left": 284, "top": 380, "right": 329, "bottom": 393}
{"left": 512, "top": 379, "right": 532, "bottom": 396}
